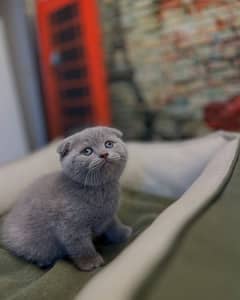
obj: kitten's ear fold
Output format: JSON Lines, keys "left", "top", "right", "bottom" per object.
{"left": 109, "top": 128, "right": 123, "bottom": 138}
{"left": 57, "top": 138, "right": 72, "bottom": 159}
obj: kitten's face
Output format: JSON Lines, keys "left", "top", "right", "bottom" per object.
{"left": 57, "top": 127, "right": 128, "bottom": 186}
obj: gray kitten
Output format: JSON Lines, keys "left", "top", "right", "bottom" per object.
{"left": 1, "top": 126, "right": 132, "bottom": 271}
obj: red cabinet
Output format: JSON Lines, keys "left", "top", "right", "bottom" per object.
{"left": 37, "top": 0, "right": 111, "bottom": 139}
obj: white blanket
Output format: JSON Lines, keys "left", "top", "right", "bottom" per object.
{"left": 0, "top": 131, "right": 236, "bottom": 214}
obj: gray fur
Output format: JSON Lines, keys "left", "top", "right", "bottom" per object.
{"left": 1, "top": 126, "right": 132, "bottom": 271}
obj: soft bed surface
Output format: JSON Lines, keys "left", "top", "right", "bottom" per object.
{"left": 0, "top": 131, "right": 239, "bottom": 300}
{"left": 0, "top": 190, "right": 173, "bottom": 300}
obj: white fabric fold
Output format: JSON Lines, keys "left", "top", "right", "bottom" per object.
{"left": 121, "top": 132, "right": 229, "bottom": 198}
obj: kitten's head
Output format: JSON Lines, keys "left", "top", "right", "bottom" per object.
{"left": 57, "top": 126, "right": 128, "bottom": 186}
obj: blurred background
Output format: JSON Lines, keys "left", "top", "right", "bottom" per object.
{"left": 0, "top": 0, "right": 240, "bottom": 164}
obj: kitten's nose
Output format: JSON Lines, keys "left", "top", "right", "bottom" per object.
{"left": 99, "top": 152, "right": 109, "bottom": 159}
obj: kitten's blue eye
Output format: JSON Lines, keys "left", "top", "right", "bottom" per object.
{"left": 81, "top": 147, "right": 93, "bottom": 156}
{"left": 105, "top": 141, "right": 114, "bottom": 149}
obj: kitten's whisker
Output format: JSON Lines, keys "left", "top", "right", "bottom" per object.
{"left": 84, "top": 163, "right": 103, "bottom": 186}
{"left": 94, "top": 172, "right": 98, "bottom": 185}
{"left": 84, "top": 169, "right": 92, "bottom": 187}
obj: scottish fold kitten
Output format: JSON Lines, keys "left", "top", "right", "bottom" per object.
{"left": 1, "top": 126, "right": 132, "bottom": 271}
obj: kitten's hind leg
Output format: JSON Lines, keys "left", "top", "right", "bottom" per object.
{"left": 101, "top": 217, "right": 132, "bottom": 245}
{"left": 18, "top": 243, "right": 65, "bottom": 269}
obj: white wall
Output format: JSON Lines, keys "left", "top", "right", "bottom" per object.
{"left": 0, "top": 19, "right": 29, "bottom": 165}
{"left": 1, "top": 0, "right": 47, "bottom": 149}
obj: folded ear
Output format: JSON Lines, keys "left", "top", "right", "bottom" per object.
{"left": 109, "top": 127, "right": 123, "bottom": 138}
{"left": 57, "top": 138, "right": 72, "bottom": 159}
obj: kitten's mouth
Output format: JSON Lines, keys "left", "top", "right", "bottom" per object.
{"left": 101, "top": 159, "right": 110, "bottom": 165}
{"left": 101, "top": 159, "right": 117, "bottom": 169}
{"left": 89, "top": 157, "right": 120, "bottom": 171}
{"left": 93, "top": 159, "right": 111, "bottom": 170}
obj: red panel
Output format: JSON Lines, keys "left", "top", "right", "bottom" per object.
{"left": 79, "top": 0, "right": 111, "bottom": 125}
{"left": 37, "top": 0, "right": 111, "bottom": 139}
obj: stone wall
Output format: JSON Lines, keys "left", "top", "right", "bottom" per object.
{"left": 99, "top": 0, "right": 240, "bottom": 139}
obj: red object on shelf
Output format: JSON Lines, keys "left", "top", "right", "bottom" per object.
{"left": 37, "top": 0, "right": 111, "bottom": 139}
{"left": 204, "top": 95, "right": 240, "bottom": 131}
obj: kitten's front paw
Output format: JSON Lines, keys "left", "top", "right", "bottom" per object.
{"left": 108, "top": 225, "right": 132, "bottom": 244}
{"left": 73, "top": 254, "right": 104, "bottom": 271}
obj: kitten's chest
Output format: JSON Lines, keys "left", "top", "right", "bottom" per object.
{"left": 86, "top": 184, "right": 119, "bottom": 234}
